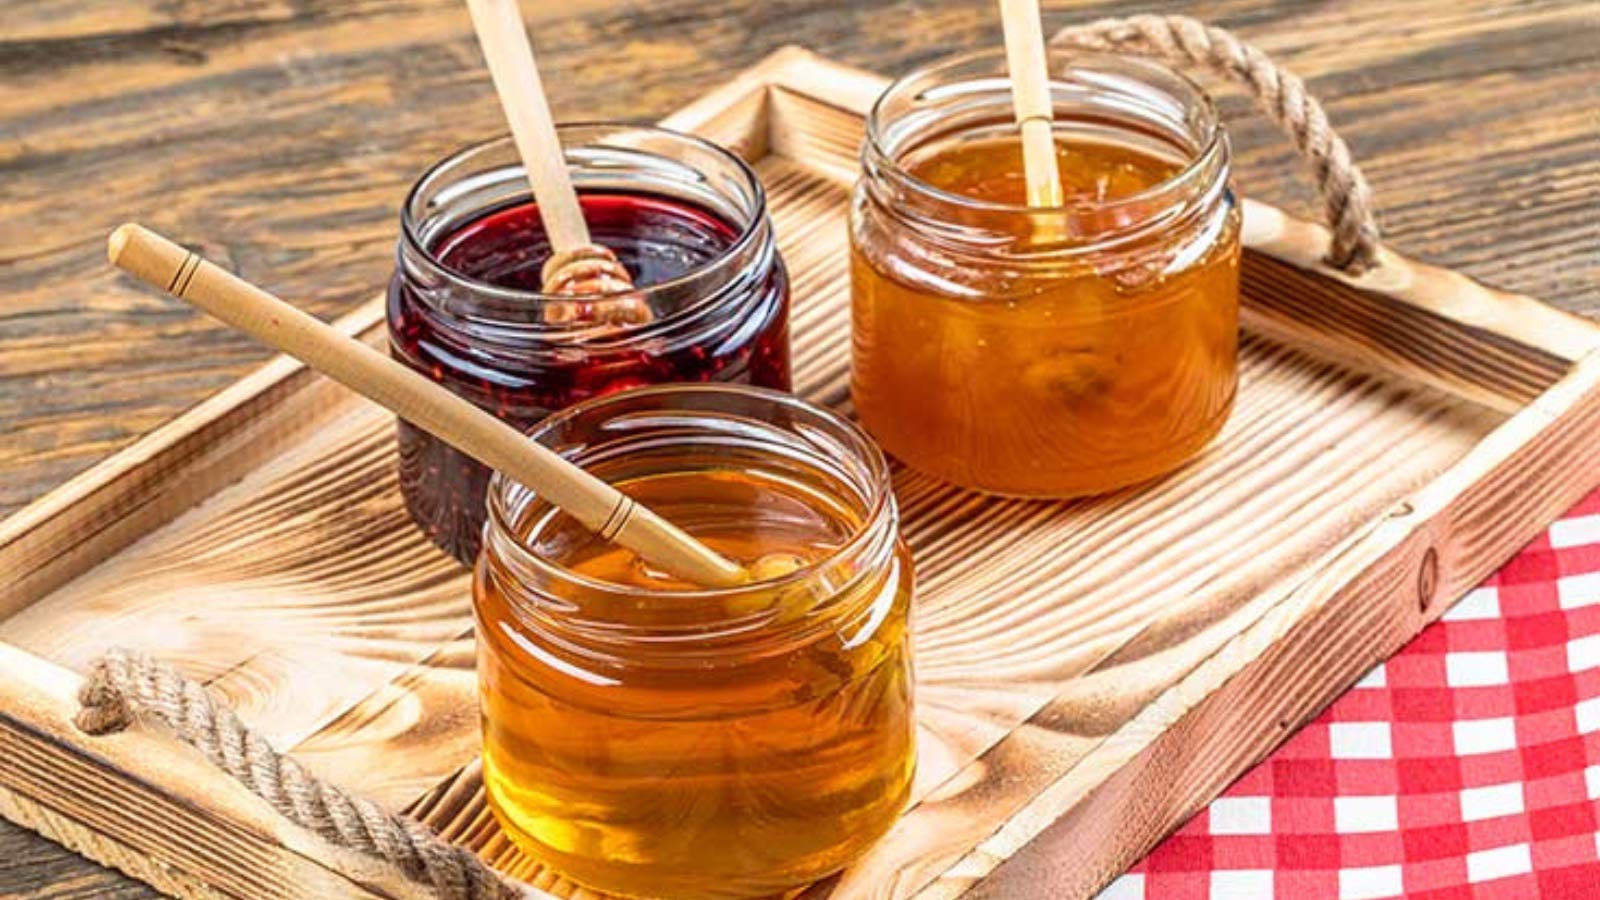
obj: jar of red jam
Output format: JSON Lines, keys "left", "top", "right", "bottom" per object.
{"left": 390, "top": 126, "right": 791, "bottom": 562}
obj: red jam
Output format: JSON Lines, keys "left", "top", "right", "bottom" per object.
{"left": 435, "top": 195, "right": 735, "bottom": 292}
{"left": 389, "top": 191, "right": 791, "bottom": 563}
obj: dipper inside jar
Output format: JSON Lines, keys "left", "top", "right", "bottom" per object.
{"left": 477, "top": 464, "right": 913, "bottom": 899}
{"left": 390, "top": 185, "right": 791, "bottom": 564}
{"left": 435, "top": 191, "right": 738, "bottom": 326}
{"left": 851, "top": 128, "right": 1241, "bottom": 497}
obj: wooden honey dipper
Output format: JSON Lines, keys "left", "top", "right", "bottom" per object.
{"left": 463, "top": 2, "right": 800, "bottom": 581}
{"left": 107, "top": 224, "right": 765, "bottom": 588}
{"left": 999, "top": 0, "right": 1065, "bottom": 208}
{"left": 464, "top": 0, "right": 648, "bottom": 324}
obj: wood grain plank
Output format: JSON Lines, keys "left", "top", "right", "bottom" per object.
{"left": 0, "top": 816, "right": 149, "bottom": 900}
{"left": 0, "top": 397, "right": 470, "bottom": 752}
{"left": 0, "top": 301, "right": 386, "bottom": 622}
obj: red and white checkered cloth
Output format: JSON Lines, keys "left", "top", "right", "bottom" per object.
{"left": 1104, "top": 488, "right": 1600, "bottom": 900}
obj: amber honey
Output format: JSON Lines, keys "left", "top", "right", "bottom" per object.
{"left": 475, "top": 386, "right": 914, "bottom": 900}
{"left": 851, "top": 50, "right": 1242, "bottom": 497}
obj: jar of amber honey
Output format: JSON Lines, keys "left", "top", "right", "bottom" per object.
{"left": 391, "top": 127, "right": 791, "bottom": 562}
{"left": 851, "top": 50, "right": 1241, "bottom": 497}
{"left": 475, "top": 385, "right": 914, "bottom": 899}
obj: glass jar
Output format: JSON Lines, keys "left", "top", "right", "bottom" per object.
{"left": 475, "top": 385, "right": 915, "bottom": 900}
{"left": 390, "top": 127, "right": 791, "bottom": 563}
{"left": 850, "top": 49, "right": 1241, "bottom": 497}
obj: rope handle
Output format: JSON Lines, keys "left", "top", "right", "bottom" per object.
{"left": 1051, "top": 15, "right": 1382, "bottom": 274}
{"left": 76, "top": 649, "right": 524, "bottom": 900}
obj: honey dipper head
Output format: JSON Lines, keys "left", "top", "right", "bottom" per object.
{"left": 539, "top": 243, "right": 653, "bottom": 326}
{"left": 748, "top": 552, "right": 806, "bottom": 582}
{"left": 541, "top": 244, "right": 633, "bottom": 295}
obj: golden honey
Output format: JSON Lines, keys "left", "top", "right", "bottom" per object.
{"left": 475, "top": 386, "right": 914, "bottom": 900}
{"left": 850, "top": 50, "right": 1242, "bottom": 497}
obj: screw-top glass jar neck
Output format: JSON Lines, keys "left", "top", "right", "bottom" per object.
{"left": 481, "top": 385, "right": 901, "bottom": 666}
{"left": 397, "top": 125, "right": 777, "bottom": 349}
{"left": 861, "top": 48, "right": 1231, "bottom": 259}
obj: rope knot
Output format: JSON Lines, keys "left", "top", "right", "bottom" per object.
{"left": 75, "top": 650, "right": 141, "bottom": 735}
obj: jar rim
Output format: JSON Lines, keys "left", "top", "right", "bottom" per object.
{"left": 864, "top": 48, "right": 1227, "bottom": 222}
{"left": 483, "top": 384, "right": 897, "bottom": 610}
{"left": 400, "top": 125, "right": 771, "bottom": 336}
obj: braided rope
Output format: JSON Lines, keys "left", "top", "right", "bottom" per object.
{"left": 1051, "top": 15, "right": 1382, "bottom": 274}
{"left": 76, "top": 649, "right": 524, "bottom": 900}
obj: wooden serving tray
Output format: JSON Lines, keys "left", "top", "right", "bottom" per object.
{"left": 3, "top": 48, "right": 1599, "bottom": 900}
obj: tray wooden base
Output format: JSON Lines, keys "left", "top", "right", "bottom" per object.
{"left": 2, "top": 48, "right": 1598, "bottom": 900}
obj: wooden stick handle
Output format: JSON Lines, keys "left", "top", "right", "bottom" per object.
{"left": 999, "top": 0, "right": 1063, "bottom": 208}
{"left": 107, "top": 224, "right": 747, "bottom": 588}
{"left": 464, "top": 0, "right": 591, "bottom": 254}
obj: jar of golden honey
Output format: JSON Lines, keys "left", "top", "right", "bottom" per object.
{"left": 475, "top": 385, "right": 914, "bottom": 899}
{"left": 850, "top": 50, "right": 1242, "bottom": 497}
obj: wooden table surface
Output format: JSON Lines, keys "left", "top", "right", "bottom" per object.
{"left": 2, "top": 0, "right": 1596, "bottom": 895}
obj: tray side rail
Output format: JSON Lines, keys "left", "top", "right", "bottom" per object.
{"left": 929, "top": 349, "right": 1600, "bottom": 898}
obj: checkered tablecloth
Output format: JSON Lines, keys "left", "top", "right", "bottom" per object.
{"left": 1101, "top": 488, "right": 1600, "bottom": 900}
